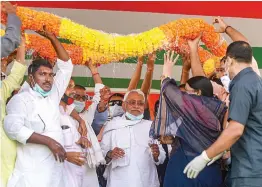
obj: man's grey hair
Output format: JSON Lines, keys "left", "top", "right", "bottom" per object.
{"left": 123, "top": 89, "right": 145, "bottom": 102}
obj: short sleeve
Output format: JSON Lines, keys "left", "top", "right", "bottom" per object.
{"left": 228, "top": 85, "right": 252, "bottom": 125}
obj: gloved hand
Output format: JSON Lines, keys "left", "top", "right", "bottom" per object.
{"left": 207, "top": 151, "right": 226, "bottom": 166}
{"left": 183, "top": 151, "right": 211, "bottom": 179}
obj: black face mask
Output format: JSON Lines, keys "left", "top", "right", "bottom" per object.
{"left": 61, "top": 94, "right": 74, "bottom": 105}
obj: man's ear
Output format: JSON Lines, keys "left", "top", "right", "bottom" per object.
{"left": 28, "top": 74, "right": 34, "bottom": 87}
{"left": 122, "top": 102, "right": 127, "bottom": 112}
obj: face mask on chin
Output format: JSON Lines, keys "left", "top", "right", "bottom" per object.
{"left": 73, "top": 100, "right": 85, "bottom": 113}
{"left": 125, "top": 112, "right": 144, "bottom": 121}
{"left": 220, "top": 75, "right": 231, "bottom": 92}
{"left": 109, "top": 104, "right": 125, "bottom": 117}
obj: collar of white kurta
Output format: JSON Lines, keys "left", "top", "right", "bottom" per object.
{"left": 19, "top": 81, "right": 45, "bottom": 98}
{"left": 103, "top": 115, "right": 143, "bottom": 134}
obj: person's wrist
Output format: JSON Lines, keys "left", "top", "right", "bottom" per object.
{"left": 91, "top": 71, "right": 99, "bottom": 76}
{"left": 224, "top": 25, "right": 231, "bottom": 34}
{"left": 201, "top": 151, "right": 211, "bottom": 162}
{"left": 106, "top": 150, "right": 112, "bottom": 159}
{"left": 147, "top": 67, "right": 154, "bottom": 72}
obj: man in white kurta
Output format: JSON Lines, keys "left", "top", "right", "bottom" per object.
{"left": 60, "top": 82, "right": 106, "bottom": 187}
{"left": 4, "top": 30, "right": 73, "bottom": 187}
{"left": 101, "top": 90, "right": 166, "bottom": 187}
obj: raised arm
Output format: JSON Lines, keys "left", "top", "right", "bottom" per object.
{"left": 127, "top": 56, "right": 144, "bottom": 91}
{"left": 141, "top": 53, "right": 155, "bottom": 101}
{"left": 86, "top": 59, "right": 102, "bottom": 84}
{"left": 36, "top": 26, "right": 73, "bottom": 102}
{"left": 180, "top": 53, "right": 191, "bottom": 85}
{"left": 2, "top": 35, "right": 27, "bottom": 102}
{"left": 36, "top": 25, "right": 69, "bottom": 61}
{"left": 187, "top": 34, "right": 206, "bottom": 77}
{"left": 1, "top": 2, "right": 21, "bottom": 58}
{"left": 213, "top": 17, "right": 260, "bottom": 76}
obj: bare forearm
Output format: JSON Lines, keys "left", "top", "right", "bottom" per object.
{"left": 50, "top": 37, "right": 69, "bottom": 61}
{"left": 181, "top": 68, "right": 190, "bottom": 84}
{"left": 226, "top": 26, "right": 248, "bottom": 43}
{"left": 141, "top": 70, "right": 153, "bottom": 97}
{"left": 206, "top": 125, "right": 242, "bottom": 158}
{"left": 15, "top": 43, "right": 25, "bottom": 65}
{"left": 27, "top": 132, "right": 51, "bottom": 146}
{"left": 190, "top": 48, "right": 205, "bottom": 77}
{"left": 128, "top": 64, "right": 143, "bottom": 91}
{"left": 70, "top": 109, "right": 83, "bottom": 123}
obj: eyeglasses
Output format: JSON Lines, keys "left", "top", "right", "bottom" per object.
{"left": 125, "top": 100, "right": 145, "bottom": 107}
{"left": 72, "top": 94, "right": 91, "bottom": 102}
{"left": 108, "top": 100, "right": 123, "bottom": 106}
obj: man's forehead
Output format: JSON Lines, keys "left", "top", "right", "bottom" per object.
{"left": 37, "top": 66, "right": 53, "bottom": 73}
{"left": 127, "top": 92, "right": 144, "bottom": 100}
{"left": 75, "top": 88, "right": 86, "bottom": 94}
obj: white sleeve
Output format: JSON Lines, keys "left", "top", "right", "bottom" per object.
{"left": 4, "top": 95, "right": 34, "bottom": 145}
{"left": 92, "top": 83, "right": 105, "bottom": 104}
{"left": 49, "top": 58, "right": 73, "bottom": 104}
{"left": 81, "top": 83, "right": 105, "bottom": 125}
{"left": 65, "top": 103, "right": 76, "bottom": 115}
{"left": 100, "top": 130, "right": 112, "bottom": 158}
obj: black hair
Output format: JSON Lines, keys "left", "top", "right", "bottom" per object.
{"left": 226, "top": 41, "right": 252, "bottom": 64}
{"left": 179, "top": 84, "right": 186, "bottom": 89}
{"left": 74, "top": 84, "right": 86, "bottom": 90}
{"left": 154, "top": 100, "right": 160, "bottom": 117}
{"left": 211, "top": 77, "right": 223, "bottom": 87}
{"left": 109, "top": 93, "right": 124, "bottom": 101}
{"left": 186, "top": 76, "right": 213, "bottom": 97}
{"left": 28, "top": 59, "right": 53, "bottom": 75}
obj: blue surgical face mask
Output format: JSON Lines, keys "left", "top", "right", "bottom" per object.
{"left": 74, "top": 100, "right": 85, "bottom": 113}
{"left": 33, "top": 83, "right": 51, "bottom": 97}
{"left": 125, "top": 112, "right": 144, "bottom": 121}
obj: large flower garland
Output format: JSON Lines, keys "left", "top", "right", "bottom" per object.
{"left": 1, "top": 6, "right": 225, "bottom": 75}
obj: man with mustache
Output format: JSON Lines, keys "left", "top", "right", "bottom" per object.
{"left": 4, "top": 26, "right": 73, "bottom": 187}
{"left": 100, "top": 90, "right": 166, "bottom": 187}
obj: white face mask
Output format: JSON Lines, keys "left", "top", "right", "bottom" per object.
{"left": 109, "top": 104, "right": 124, "bottom": 117}
{"left": 220, "top": 75, "right": 231, "bottom": 92}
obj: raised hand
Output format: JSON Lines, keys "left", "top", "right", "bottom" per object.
{"left": 1, "top": 2, "right": 17, "bottom": 14}
{"left": 86, "top": 58, "right": 98, "bottom": 73}
{"left": 163, "top": 50, "right": 180, "bottom": 77}
{"left": 36, "top": 25, "right": 56, "bottom": 41}
{"left": 213, "top": 16, "right": 228, "bottom": 33}
{"left": 187, "top": 33, "right": 202, "bottom": 50}
{"left": 147, "top": 52, "right": 156, "bottom": 71}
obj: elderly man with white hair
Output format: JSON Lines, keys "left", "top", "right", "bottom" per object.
{"left": 100, "top": 89, "right": 166, "bottom": 187}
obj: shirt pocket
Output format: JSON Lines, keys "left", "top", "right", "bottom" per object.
{"left": 25, "top": 114, "right": 46, "bottom": 134}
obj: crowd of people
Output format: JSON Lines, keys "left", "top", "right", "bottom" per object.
{"left": 1, "top": 2, "right": 262, "bottom": 187}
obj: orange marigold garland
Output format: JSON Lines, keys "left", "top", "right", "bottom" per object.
{"left": 1, "top": 6, "right": 227, "bottom": 75}
{"left": 0, "top": 29, "right": 83, "bottom": 65}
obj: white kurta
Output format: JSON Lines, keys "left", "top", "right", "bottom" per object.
{"left": 62, "top": 83, "right": 105, "bottom": 187}
{"left": 101, "top": 116, "right": 166, "bottom": 187}
{"left": 4, "top": 59, "right": 73, "bottom": 187}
